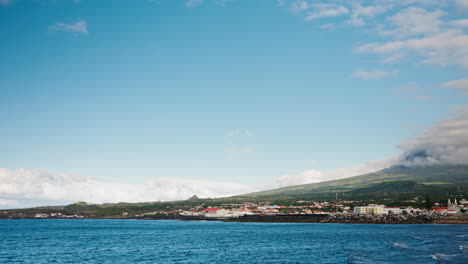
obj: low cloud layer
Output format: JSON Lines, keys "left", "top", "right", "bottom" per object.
{"left": 0, "top": 168, "right": 253, "bottom": 209}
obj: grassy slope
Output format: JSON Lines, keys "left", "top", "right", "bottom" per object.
{"left": 237, "top": 165, "right": 468, "bottom": 198}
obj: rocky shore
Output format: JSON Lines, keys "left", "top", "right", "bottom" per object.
{"left": 138, "top": 213, "right": 468, "bottom": 224}
{"left": 322, "top": 213, "right": 437, "bottom": 224}
{"left": 3, "top": 212, "right": 467, "bottom": 224}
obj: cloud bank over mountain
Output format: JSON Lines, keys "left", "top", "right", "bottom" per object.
{"left": 399, "top": 106, "right": 468, "bottom": 167}
{"left": 272, "top": 106, "right": 468, "bottom": 188}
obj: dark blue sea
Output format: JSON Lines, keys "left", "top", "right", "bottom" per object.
{"left": 0, "top": 220, "right": 466, "bottom": 263}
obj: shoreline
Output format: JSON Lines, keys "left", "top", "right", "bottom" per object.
{"left": 139, "top": 214, "right": 468, "bottom": 225}
{"left": 5, "top": 214, "right": 466, "bottom": 224}
{"left": 3, "top": 213, "right": 468, "bottom": 224}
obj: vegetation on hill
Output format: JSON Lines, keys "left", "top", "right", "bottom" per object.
{"left": 238, "top": 165, "right": 468, "bottom": 198}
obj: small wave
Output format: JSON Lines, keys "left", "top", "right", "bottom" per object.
{"left": 459, "top": 245, "right": 468, "bottom": 251}
{"left": 392, "top": 242, "right": 409, "bottom": 248}
{"left": 431, "top": 253, "right": 461, "bottom": 262}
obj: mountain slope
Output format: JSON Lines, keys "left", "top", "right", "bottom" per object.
{"left": 238, "top": 165, "right": 468, "bottom": 199}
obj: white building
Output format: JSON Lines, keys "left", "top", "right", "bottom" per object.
{"left": 201, "top": 208, "right": 230, "bottom": 217}
{"left": 354, "top": 205, "right": 384, "bottom": 215}
{"left": 447, "top": 198, "right": 461, "bottom": 214}
{"left": 383, "top": 207, "right": 401, "bottom": 214}
{"left": 34, "top": 213, "right": 48, "bottom": 218}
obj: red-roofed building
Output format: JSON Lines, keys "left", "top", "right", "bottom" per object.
{"left": 201, "top": 208, "right": 229, "bottom": 217}
{"left": 432, "top": 207, "right": 448, "bottom": 213}
{"left": 203, "top": 208, "right": 221, "bottom": 212}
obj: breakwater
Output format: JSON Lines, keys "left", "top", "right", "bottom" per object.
{"left": 139, "top": 214, "right": 468, "bottom": 224}
{"left": 225, "top": 214, "right": 329, "bottom": 223}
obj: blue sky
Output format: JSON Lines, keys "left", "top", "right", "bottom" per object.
{"left": 1, "top": 0, "right": 468, "bottom": 207}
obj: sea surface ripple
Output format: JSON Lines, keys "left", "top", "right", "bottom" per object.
{"left": 0, "top": 220, "right": 467, "bottom": 263}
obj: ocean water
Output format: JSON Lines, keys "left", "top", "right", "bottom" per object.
{"left": 0, "top": 220, "right": 466, "bottom": 263}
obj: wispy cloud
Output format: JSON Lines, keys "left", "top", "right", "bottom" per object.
{"left": 450, "top": 19, "right": 468, "bottom": 28}
{"left": 356, "top": 29, "right": 468, "bottom": 69}
{"left": 279, "top": 1, "right": 468, "bottom": 70}
{"left": 454, "top": 0, "right": 468, "bottom": 11}
{"left": 320, "top": 23, "right": 335, "bottom": 30}
{"left": 351, "top": 69, "right": 397, "bottom": 80}
{"left": 225, "top": 128, "right": 255, "bottom": 139}
{"left": 224, "top": 129, "right": 255, "bottom": 154}
{"left": 443, "top": 78, "right": 468, "bottom": 95}
{"left": 305, "top": 4, "right": 349, "bottom": 21}
{"left": 379, "top": 7, "right": 445, "bottom": 38}
{"left": 347, "top": 3, "right": 391, "bottom": 27}
{"left": 186, "top": 0, "right": 204, "bottom": 8}
{"left": 48, "top": 20, "right": 88, "bottom": 35}
{"left": 288, "top": 0, "right": 310, "bottom": 13}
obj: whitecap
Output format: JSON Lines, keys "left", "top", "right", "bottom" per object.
{"left": 392, "top": 242, "right": 408, "bottom": 248}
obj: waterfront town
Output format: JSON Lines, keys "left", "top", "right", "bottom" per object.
{"left": 1, "top": 198, "right": 466, "bottom": 222}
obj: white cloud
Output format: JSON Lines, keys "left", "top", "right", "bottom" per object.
{"left": 305, "top": 4, "right": 349, "bottom": 21}
{"left": 380, "top": 7, "right": 445, "bottom": 38}
{"left": 0, "top": 168, "right": 253, "bottom": 208}
{"left": 186, "top": 0, "right": 204, "bottom": 8}
{"left": 449, "top": 19, "right": 468, "bottom": 28}
{"left": 48, "top": 20, "right": 88, "bottom": 35}
{"left": 443, "top": 78, "right": 468, "bottom": 95}
{"left": 454, "top": 0, "right": 468, "bottom": 10}
{"left": 351, "top": 69, "right": 397, "bottom": 80}
{"left": 356, "top": 29, "right": 468, "bottom": 69}
{"left": 321, "top": 23, "right": 335, "bottom": 30}
{"left": 347, "top": 3, "right": 391, "bottom": 27}
{"left": 289, "top": 0, "right": 310, "bottom": 13}
{"left": 276, "top": 2, "right": 468, "bottom": 70}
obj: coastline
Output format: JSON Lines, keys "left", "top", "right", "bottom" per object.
{"left": 3, "top": 213, "right": 468, "bottom": 225}
{"left": 134, "top": 213, "right": 468, "bottom": 225}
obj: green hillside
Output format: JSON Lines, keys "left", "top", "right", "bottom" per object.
{"left": 237, "top": 165, "right": 468, "bottom": 200}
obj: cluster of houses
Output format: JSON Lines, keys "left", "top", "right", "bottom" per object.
{"left": 34, "top": 213, "right": 84, "bottom": 219}
{"left": 179, "top": 202, "right": 333, "bottom": 218}
{"left": 354, "top": 205, "right": 422, "bottom": 215}
{"left": 178, "top": 198, "right": 467, "bottom": 218}
{"left": 354, "top": 199, "right": 465, "bottom": 215}
{"left": 431, "top": 198, "right": 465, "bottom": 214}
